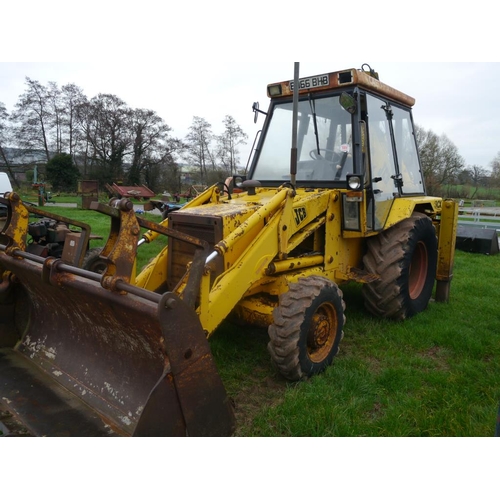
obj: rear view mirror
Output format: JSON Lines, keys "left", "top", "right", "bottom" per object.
{"left": 252, "top": 102, "right": 268, "bottom": 124}
{"left": 252, "top": 102, "right": 260, "bottom": 123}
{"left": 340, "top": 93, "right": 357, "bottom": 114}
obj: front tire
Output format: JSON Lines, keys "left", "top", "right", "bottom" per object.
{"left": 267, "top": 277, "right": 346, "bottom": 381}
{"left": 362, "top": 212, "right": 437, "bottom": 320}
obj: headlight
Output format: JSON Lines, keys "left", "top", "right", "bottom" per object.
{"left": 267, "top": 84, "right": 282, "bottom": 97}
{"left": 347, "top": 174, "right": 363, "bottom": 190}
{"left": 343, "top": 176, "right": 364, "bottom": 231}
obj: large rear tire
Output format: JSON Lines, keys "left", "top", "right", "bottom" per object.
{"left": 362, "top": 212, "right": 437, "bottom": 320}
{"left": 267, "top": 277, "right": 346, "bottom": 381}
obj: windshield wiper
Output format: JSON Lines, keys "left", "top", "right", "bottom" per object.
{"left": 308, "top": 93, "right": 320, "bottom": 155}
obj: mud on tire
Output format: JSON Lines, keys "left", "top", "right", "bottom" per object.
{"left": 362, "top": 212, "right": 437, "bottom": 320}
{"left": 267, "top": 276, "right": 346, "bottom": 381}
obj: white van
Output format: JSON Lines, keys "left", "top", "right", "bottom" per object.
{"left": 0, "top": 172, "right": 12, "bottom": 194}
{"left": 0, "top": 172, "right": 13, "bottom": 218}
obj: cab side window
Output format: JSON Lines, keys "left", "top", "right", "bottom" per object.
{"left": 391, "top": 107, "right": 424, "bottom": 194}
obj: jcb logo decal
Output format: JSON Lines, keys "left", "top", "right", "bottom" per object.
{"left": 294, "top": 207, "right": 307, "bottom": 226}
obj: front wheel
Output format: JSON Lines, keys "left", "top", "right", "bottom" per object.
{"left": 362, "top": 212, "right": 437, "bottom": 320}
{"left": 267, "top": 277, "right": 346, "bottom": 381}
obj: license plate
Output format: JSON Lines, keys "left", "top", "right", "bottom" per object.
{"left": 290, "top": 74, "right": 330, "bottom": 91}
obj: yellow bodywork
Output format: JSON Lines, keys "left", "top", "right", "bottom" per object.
{"left": 133, "top": 185, "right": 457, "bottom": 337}
{"left": 1, "top": 192, "right": 29, "bottom": 254}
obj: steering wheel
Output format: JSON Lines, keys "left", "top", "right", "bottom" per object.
{"left": 309, "top": 149, "right": 342, "bottom": 163}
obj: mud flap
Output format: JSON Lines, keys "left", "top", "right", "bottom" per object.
{"left": 0, "top": 254, "right": 235, "bottom": 437}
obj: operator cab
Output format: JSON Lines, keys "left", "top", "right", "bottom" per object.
{"left": 247, "top": 66, "right": 426, "bottom": 230}
{"left": 248, "top": 66, "right": 425, "bottom": 192}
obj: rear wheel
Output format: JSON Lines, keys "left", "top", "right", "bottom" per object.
{"left": 362, "top": 212, "right": 437, "bottom": 320}
{"left": 267, "top": 277, "right": 345, "bottom": 381}
{"left": 82, "top": 247, "right": 106, "bottom": 274}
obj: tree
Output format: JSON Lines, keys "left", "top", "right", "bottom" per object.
{"left": 467, "top": 165, "right": 489, "bottom": 198}
{"left": 160, "top": 161, "right": 182, "bottom": 195}
{"left": 0, "top": 102, "right": 20, "bottom": 189}
{"left": 128, "top": 108, "right": 173, "bottom": 185}
{"left": 46, "top": 81, "right": 64, "bottom": 154}
{"left": 216, "top": 115, "right": 248, "bottom": 176}
{"left": 46, "top": 152, "right": 80, "bottom": 191}
{"left": 11, "top": 77, "right": 53, "bottom": 161}
{"left": 185, "top": 116, "right": 216, "bottom": 184}
{"left": 415, "top": 125, "right": 465, "bottom": 196}
{"left": 60, "top": 83, "right": 88, "bottom": 158}
{"left": 456, "top": 166, "right": 472, "bottom": 186}
{"left": 490, "top": 152, "right": 500, "bottom": 187}
{"left": 142, "top": 136, "right": 185, "bottom": 193}
{"left": 82, "top": 94, "right": 132, "bottom": 184}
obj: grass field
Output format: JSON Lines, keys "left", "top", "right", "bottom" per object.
{"left": 210, "top": 250, "right": 500, "bottom": 436}
{"left": 7, "top": 199, "right": 500, "bottom": 436}
{"left": 38, "top": 203, "right": 167, "bottom": 272}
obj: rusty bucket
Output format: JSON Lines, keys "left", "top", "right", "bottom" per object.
{"left": 0, "top": 194, "right": 235, "bottom": 437}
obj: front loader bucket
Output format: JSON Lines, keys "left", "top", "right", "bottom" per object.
{"left": 0, "top": 195, "right": 235, "bottom": 437}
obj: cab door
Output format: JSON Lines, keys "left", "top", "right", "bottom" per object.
{"left": 365, "top": 94, "right": 398, "bottom": 230}
{"left": 391, "top": 106, "right": 425, "bottom": 195}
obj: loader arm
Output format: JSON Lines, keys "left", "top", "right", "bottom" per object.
{"left": 199, "top": 187, "right": 333, "bottom": 336}
{"left": 200, "top": 191, "right": 290, "bottom": 335}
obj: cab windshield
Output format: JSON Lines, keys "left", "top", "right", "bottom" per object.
{"left": 251, "top": 95, "right": 354, "bottom": 183}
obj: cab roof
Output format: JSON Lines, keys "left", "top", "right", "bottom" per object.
{"left": 267, "top": 68, "right": 415, "bottom": 107}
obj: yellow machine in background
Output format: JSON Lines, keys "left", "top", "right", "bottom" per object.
{"left": 0, "top": 64, "right": 458, "bottom": 436}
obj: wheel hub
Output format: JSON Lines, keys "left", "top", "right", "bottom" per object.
{"left": 307, "top": 304, "right": 337, "bottom": 362}
{"left": 310, "top": 314, "right": 330, "bottom": 349}
{"left": 409, "top": 241, "right": 428, "bottom": 299}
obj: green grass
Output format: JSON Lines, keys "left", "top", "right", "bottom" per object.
{"left": 443, "top": 184, "right": 500, "bottom": 202}
{"left": 210, "top": 251, "right": 500, "bottom": 437}
{"left": 34, "top": 203, "right": 166, "bottom": 272}
{"left": 14, "top": 196, "right": 500, "bottom": 436}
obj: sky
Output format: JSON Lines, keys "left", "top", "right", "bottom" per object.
{"left": 1, "top": 61, "right": 499, "bottom": 172}
{"left": 1, "top": 1, "right": 498, "bottom": 175}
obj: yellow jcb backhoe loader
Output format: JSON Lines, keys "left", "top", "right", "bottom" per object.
{"left": 0, "top": 64, "right": 458, "bottom": 436}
